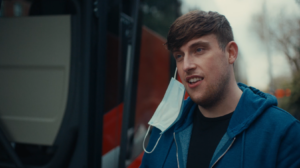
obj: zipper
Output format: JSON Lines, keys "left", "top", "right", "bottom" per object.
{"left": 173, "top": 132, "right": 180, "bottom": 168}
{"left": 210, "top": 137, "right": 236, "bottom": 168}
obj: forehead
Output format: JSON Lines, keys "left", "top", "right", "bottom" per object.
{"left": 178, "top": 34, "right": 218, "bottom": 52}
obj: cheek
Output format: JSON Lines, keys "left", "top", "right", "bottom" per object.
{"left": 209, "top": 53, "right": 226, "bottom": 68}
{"left": 176, "top": 66, "right": 185, "bottom": 82}
{"left": 204, "top": 58, "right": 226, "bottom": 81}
{"left": 178, "top": 72, "right": 185, "bottom": 84}
{"left": 202, "top": 57, "right": 218, "bottom": 73}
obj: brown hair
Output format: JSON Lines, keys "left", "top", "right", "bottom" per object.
{"left": 166, "top": 10, "right": 234, "bottom": 52}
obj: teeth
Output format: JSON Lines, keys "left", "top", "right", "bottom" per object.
{"left": 189, "top": 77, "right": 203, "bottom": 83}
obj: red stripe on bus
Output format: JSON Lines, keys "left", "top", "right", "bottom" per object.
{"left": 128, "top": 152, "right": 144, "bottom": 168}
{"left": 102, "top": 103, "right": 123, "bottom": 155}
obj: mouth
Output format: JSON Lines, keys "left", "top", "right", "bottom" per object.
{"left": 186, "top": 76, "right": 204, "bottom": 88}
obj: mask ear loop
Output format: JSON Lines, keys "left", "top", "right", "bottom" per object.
{"left": 143, "top": 125, "right": 162, "bottom": 154}
{"left": 143, "top": 68, "right": 177, "bottom": 154}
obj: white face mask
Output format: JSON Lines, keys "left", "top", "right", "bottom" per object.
{"left": 143, "top": 68, "right": 186, "bottom": 154}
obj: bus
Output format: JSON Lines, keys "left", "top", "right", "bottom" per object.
{"left": 0, "top": 0, "right": 175, "bottom": 167}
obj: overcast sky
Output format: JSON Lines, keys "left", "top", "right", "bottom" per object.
{"left": 181, "top": 0, "right": 300, "bottom": 90}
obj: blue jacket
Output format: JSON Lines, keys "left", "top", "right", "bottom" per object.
{"left": 140, "top": 83, "right": 300, "bottom": 168}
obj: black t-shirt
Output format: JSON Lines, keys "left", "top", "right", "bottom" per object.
{"left": 186, "top": 107, "right": 233, "bottom": 168}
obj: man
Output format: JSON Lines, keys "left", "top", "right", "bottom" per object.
{"left": 140, "top": 10, "right": 300, "bottom": 168}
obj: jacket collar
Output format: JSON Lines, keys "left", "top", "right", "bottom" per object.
{"left": 227, "top": 83, "right": 277, "bottom": 138}
{"left": 174, "top": 83, "right": 278, "bottom": 138}
{"left": 174, "top": 97, "right": 197, "bottom": 133}
{"left": 171, "top": 83, "right": 278, "bottom": 168}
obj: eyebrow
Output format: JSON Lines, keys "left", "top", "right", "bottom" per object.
{"left": 189, "top": 41, "right": 210, "bottom": 49}
{"left": 172, "top": 41, "right": 210, "bottom": 55}
{"left": 172, "top": 41, "right": 210, "bottom": 53}
{"left": 171, "top": 50, "right": 182, "bottom": 58}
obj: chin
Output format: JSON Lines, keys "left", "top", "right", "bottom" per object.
{"left": 188, "top": 90, "right": 224, "bottom": 109}
{"left": 188, "top": 92, "right": 205, "bottom": 105}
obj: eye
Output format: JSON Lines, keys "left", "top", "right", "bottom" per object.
{"left": 176, "top": 54, "right": 182, "bottom": 59}
{"left": 196, "top": 48, "right": 202, "bottom": 52}
{"left": 173, "top": 53, "right": 182, "bottom": 60}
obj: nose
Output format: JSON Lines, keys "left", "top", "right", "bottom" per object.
{"left": 183, "top": 54, "right": 196, "bottom": 73}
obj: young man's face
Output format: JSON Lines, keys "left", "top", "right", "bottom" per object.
{"left": 173, "top": 34, "right": 232, "bottom": 108}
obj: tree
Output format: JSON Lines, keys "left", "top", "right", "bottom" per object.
{"left": 141, "top": 0, "right": 181, "bottom": 38}
{"left": 252, "top": 5, "right": 300, "bottom": 75}
{"left": 252, "top": 1, "right": 300, "bottom": 119}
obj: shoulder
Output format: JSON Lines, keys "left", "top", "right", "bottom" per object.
{"left": 265, "top": 108, "right": 300, "bottom": 167}
{"left": 262, "top": 106, "right": 299, "bottom": 125}
{"left": 258, "top": 106, "right": 300, "bottom": 135}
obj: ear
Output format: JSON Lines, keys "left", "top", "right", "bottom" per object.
{"left": 226, "top": 41, "right": 238, "bottom": 64}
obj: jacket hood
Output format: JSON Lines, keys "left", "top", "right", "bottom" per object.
{"left": 174, "top": 83, "right": 278, "bottom": 138}
{"left": 227, "top": 83, "right": 278, "bottom": 138}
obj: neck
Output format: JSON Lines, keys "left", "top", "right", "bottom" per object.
{"left": 198, "top": 79, "right": 242, "bottom": 118}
